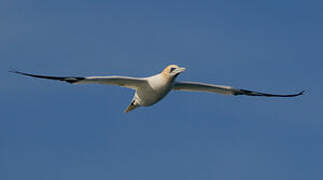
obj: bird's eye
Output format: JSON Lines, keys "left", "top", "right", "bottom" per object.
{"left": 169, "top": 67, "right": 176, "bottom": 73}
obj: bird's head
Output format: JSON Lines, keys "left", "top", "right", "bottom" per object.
{"left": 161, "top": 64, "right": 186, "bottom": 79}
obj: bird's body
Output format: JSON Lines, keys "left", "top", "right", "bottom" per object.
{"left": 139, "top": 74, "right": 172, "bottom": 106}
{"left": 124, "top": 67, "right": 181, "bottom": 112}
{"left": 11, "top": 64, "right": 304, "bottom": 113}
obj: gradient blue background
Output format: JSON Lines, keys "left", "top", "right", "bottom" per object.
{"left": 1, "top": 0, "right": 323, "bottom": 179}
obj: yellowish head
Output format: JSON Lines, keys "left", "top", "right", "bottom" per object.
{"left": 161, "top": 64, "right": 186, "bottom": 78}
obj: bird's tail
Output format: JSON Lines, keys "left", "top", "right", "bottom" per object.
{"left": 124, "top": 100, "right": 139, "bottom": 113}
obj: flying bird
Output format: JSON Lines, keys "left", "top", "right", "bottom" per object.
{"left": 11, "top": 65, "right": 304, "bottom": 113}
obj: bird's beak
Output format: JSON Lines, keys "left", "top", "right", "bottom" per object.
{"left": 177, "top": 67, "right": 186, "bottom": 73}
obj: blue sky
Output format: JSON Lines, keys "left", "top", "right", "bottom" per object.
{"left": 1, "top": 0, "right": 323, "bottom": 179}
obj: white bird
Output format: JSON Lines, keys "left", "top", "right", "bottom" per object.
{"left": 11, "top": 65, "right": 304, "bottom": 113}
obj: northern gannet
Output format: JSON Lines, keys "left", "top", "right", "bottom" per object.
{"left": 11, "top": 65, "right": 304, "bottom": 113}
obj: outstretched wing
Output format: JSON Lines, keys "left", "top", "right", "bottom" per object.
{"left": 173, "top": 81, "right": 304, "bottom": 97}
{"left": 10, "top": 70, "right": 146, "bottom": 89}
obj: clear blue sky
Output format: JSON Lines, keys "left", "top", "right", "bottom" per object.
{"left": 1, "top": 0, "right": 323, "bottom": 179}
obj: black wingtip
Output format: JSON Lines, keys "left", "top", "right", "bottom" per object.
{"left": 9, "top": 70, "right": 25, "bottom": 75}
{"left": 9, "top": 69, "right": 28, "bottom": 75}
{"left": 236, "top": 88, "right": 306, "bottom": 97}
{"left": 270, "top": 90, "right": 305, "bottom": 97}
{"left": 297, "top": 90, "right": 305, "bottom": 96}
{"left": 287, "top": 90, "right": 305, "bottom": 97}
{"left": 9, "top": 70, "right": 37, "bottom": 77}
{"left": 10, "top": 70, "right": 86, "bottom": 84}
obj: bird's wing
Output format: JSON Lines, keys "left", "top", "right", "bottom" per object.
{"left": 173, "top": 81, "right": 304, "bottom": 97}
{"left": 10, "top": 70, "right": 146, "bottom": 89}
